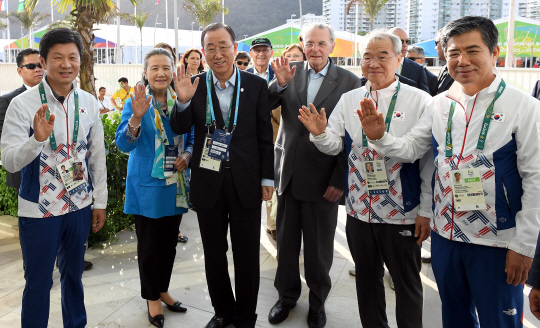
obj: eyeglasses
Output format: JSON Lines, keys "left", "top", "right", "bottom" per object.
{"left": 284, "top": 54, "right": 303, "bottom": 60}
{"left": 407, "top": 57, "right": 424, "bottom": 61}
{"left": 360, "top": 54, "right": 397, "bottom": 65}
{"left": 446, "top": 47, "right": 487, "bottom": 62}
{"left": 435, "top": 40, "right": 440, "bottom": 46}
{"left": 236, "top": 60, "right": 249, "bottom": 66}
{"left": 19, "top": 63, "right": 42, "bottom": 70}
{"left": 304, "top": 41, "right": 329, "bottom": 49}
{"left": 400, "top": 39, "right": 410, "bottom": 45}
{"left": 251, "top": 47, "right": 271, "bottom": 55}
{"left": 204, "top": 44, "right": 234, "bottom": 55}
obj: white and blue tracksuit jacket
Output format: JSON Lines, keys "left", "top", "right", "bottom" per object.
{"left": 1, "top": 76, "right": 107, "bottom": 218}
{"left": 369, "top": 68, "right": 540, "bottom": 258}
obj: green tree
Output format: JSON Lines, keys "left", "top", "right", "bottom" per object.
{"left": 347, "top": 0, "right": 390, "bottom": 32}
{"left": 26, "top": 0, "right": 139, "bottom": 96}
{"left": 120, "top": 11, "right": 150, "bottom": 63}
{"left": 183, "top": 0, "right": 228, "bottom": 28}
{"left": 2, "top": 9, "right": 49, "bottom": 48}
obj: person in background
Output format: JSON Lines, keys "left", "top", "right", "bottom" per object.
{"left": 155, "top": 42, "right": 190, "bottom": 244}
{"left": 97, "top": 87, "right": 114, "bottom": 115}
{"left": 406, "top": 45, "right": 426, "bottom": 65}
{"left": 247, "top": 38, "right": 275, "bottom": 81}
{"left": 235, "top": 51, "right": 251, "bottom": 71}
{"left": 283, "top": 44, "right": 306, "bottom": 61}
{"left": 115, "top": 48, "right": 193, "bottom": 328}
{"left": 111, "top": 77, "right": 135, "bottom": 110}
{"left": 181, "top": 48, "right": 205, "bottom": 76}
{"left": 0, "top": 48, "right": 44, "bottom": 189}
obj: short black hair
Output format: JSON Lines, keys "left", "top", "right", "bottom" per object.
{"left": 201, "top": 23, "right": 236, "bottom": 48}
{"left": 441, "top": 16, "right": 498, "bottom": 54}
{"left": 39, "top": 27, "right": 83, "bottom": 61}
{"left": 99, "top": 87, "right": 105, "bottom": 92}
{"left": 235, "top": 51, "right": 250, "bottom": 61}
{"left": 118, "top": 77, "right": 128, "bottom": 83}
{"left": 16, "top": 49, "right": 39, "bottom": 67}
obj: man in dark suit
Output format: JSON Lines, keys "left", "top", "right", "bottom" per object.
{"left": 0, "top": 48, "right": 44, "bottom": 189}
{"left": 435, "top": 29, "right": 454, "bottom": 95}
{"left": 406, "top": 45, "right": 438, "bottom": 96}
{"left": 267, "top": 23, "right": 361, "bottom": 328}
{"left": 170, "top": 23, "right": 274, "bottom": 328}
{"left": 531, "top": 80, "right": 540, "bottom": 100}
{"left": 246, "top": 37, "right": 275, "bottom": 82}
{"left": 389, "top": 27, "right": 430, "bottom": 94}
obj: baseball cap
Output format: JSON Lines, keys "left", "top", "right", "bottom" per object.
{"left": 250, "top": 38, "right": 272, "bottom": 50}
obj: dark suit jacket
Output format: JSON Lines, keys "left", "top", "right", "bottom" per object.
{"left": 360, "top": 74, "right": 419, "bottom": 89}
{"left": 425, "top": 68, "right": 438, "bottom": 96}
{"left": 170, "top": 70, "right": 274, "bottom": 210}
{"left": 0, "top": 85, "right": 27, "bottom": 189}
{"left": 268, "top": 59, "right": 362, "bottom": 202}
{"left": 400, "top": 57, "right": 429, "bottom": 94}
{"left": 246, "top": 65, "right": 275, "bottom": 82}
{"left": 437, "top": 65, "right": 454, "bottom": 94}
{"left": 532, "top": 80, "right": 540, "bottom": 100}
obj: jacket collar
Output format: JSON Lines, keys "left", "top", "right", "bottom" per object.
{"left": 364, "top": 76, "right": 400, "bottom": 98}
{"left": 446, "top": 67, "right": 501, "bottom": 103}
{"left": 40, "top": 73, "right": 77, "bottom": 103}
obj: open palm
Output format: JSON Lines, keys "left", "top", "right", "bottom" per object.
{"left": 33, "top": 104, "right": 55, "bottom": 142}
{"left": 357, "top": 97, "right": 385, "bottom": 140}
{"left": 130, "top": 84, "right": 153, "bottom": 119}
{"left": 173, "top": 64, "right": 200, "bottom": 104}
{"left": 298, "top": 103, "right": 327, "bottom": 136}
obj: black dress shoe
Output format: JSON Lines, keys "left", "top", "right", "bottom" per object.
{"left": 162, "top": 300, "right": 187, "bottom": 312}
{"left": 84, "top": 261, "right": 93, "bottom": 271}
{"left": 147, "top": 301, "right": 164, "bottom": 328}
{"left": 205, "top": 315, "right": 232, "bottom": 328}
{"left": 269, "top": 300, "right": 296, "bottom": 324}
{"left": 307, "top": 310, "right": 326, "bottom": 328}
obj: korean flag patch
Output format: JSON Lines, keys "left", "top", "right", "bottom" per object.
{"left": 79, "top": 108, "right": 88, "bottom": 114}
{"left": 392, "top": 111, "right": 405, "bottom": 120}
{"left": 491, "top": 113, "right": 505, "bottom": 122}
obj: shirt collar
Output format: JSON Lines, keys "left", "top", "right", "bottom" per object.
{"left": 364, "top": 76, "right": 400, "bottom": 98}
{"left": 307, "top": 60, "right": 330, "bottom": 77}
{"left": 211, "top": 66, "right": 237, "bottom": 89}
{"left": 254, "top": 64, "right": 270, "bottom": 75}
{"left": 400, "top": 57, "right": 404, "bottom": 66}
{"left": 446, "top": 67, "right": 501, "bottom": 102}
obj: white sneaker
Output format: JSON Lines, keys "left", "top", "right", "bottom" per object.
{"left": 349, "top": 267, "right": 356, "bottom": 276}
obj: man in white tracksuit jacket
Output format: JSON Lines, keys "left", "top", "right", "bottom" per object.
{"left": 1, "top": 28, "right": 107, "bottom": 328}
{"left": 299, "top": 30, "right": 433, "bottom": 328}
{"left": 359, "top": 16, "right": 540, "bottom": 328}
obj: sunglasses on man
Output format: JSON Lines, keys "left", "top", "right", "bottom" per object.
{"left": 19, "top": 63, "right": 42, "bottom": 70}
{"left": 236, "top": 60, "right": 249, "bottom": 66}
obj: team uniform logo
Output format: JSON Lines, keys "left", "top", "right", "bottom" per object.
{"left": 491, "top": 113, "right": 505, "bottom": 122}
{"left": 392, "top": 111, "right": 405, "bottom": 120}
{"left": 80, "top": 108, "right": 88, "bottom": 114}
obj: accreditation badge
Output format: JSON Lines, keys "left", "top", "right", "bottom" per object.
{"left": 208, "top": 129, "right": 231, "bottom": 160}
{"left": 450, "top": 168, "right": 487, "bottom": 211}
{"left": 57, "top": 158, "right": 88, "bottom": 196}
{"left": 364, "top": 160, "right": 389, "bottom": 195}
{"left": 164, "top": 145, "right": 178, "bottom": 173}
{"left": 200, "top": 134, "right": 221, "bottom": 172}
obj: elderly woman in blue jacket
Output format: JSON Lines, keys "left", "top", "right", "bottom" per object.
{"left": 115, "top": 48, "right": 193, "bottom": 328}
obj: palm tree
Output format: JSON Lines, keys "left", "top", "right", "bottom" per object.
{"left": 183, "top": 0, "right": 228, "bottom": 28}
{"left": 2, "top": 9, "right": 49, "bottom": 49}
{"left": 120, "top": 11, "right": 150, "bottom": 63}
{"left": 346, "top": 0, "right": 390, "bottom": 32}
{"left": 26, "top": 0, "right": 139, "bottom": 96}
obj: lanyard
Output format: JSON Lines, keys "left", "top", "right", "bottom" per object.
{"left": 99, "top": 98, "right": 106, "bottom": 109}
{"left": 361, "top": 81, "right": 400, "bottom": 147}
{"left": 445, "top": 79, "right": 506, "bottom": 158}
{"left": 39, "top": 82, "right": 79, "bottom": 152}
{"left": 205, "top": 68, "right": 241, "bottom": 132}
{"left": 148, "top": 88, "right": 175, "bottom": 144}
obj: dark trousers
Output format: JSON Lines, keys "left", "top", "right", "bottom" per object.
{"left": 274, "top": 184, "right": 339, "bottom": 313}
{"left": 19, "top": 206, "right": 91, "bottom": 328}
{"left": 346, "top": 216, "right": 422, "bottom": 328}
{"left": 431, "top": 232, "right": 523, "bottom": 328}
{"left": 195, "top": 169, "right": 261, "bottom": 328}
{"left": 134, "top": 214, "right": 182, "bottom": 300}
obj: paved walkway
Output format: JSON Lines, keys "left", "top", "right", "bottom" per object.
{"left": 0, "top": 206, "right": 538, "bottom": 327}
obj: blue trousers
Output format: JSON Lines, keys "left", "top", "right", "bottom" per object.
{"left": 431, "top": 232, "right": 523, "bottom": 328}
{"left": 19, "top": 206, "right": 91, "bottom": 328}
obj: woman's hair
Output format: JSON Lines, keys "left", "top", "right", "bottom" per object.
{"left": 180, "top": 48, "right": 205, "bottom": 73}
{"left": 141, "top": 48, "right": 175, "bottom": 86}
{"left": 283, "top": 44, "right": 306, "bottom": 60}
{"left": 154, "top": 42, "right": 177, "bottom": 65}
{"left": 235, "top": 51, "right": 250, "bottom": 62}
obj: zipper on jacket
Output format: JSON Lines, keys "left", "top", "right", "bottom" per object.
{"left": 52, "top": 91, "right": 74, "bottom": 213}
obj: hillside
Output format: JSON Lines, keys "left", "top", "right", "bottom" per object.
{"left": 4, "top": 0, "right": 322, "bottom": 41}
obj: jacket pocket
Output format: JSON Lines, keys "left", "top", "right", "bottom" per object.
{"left": 138, "top": 157, "right": 167, "bottom": 187}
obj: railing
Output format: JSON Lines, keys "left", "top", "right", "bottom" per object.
{"left": 1, "top": 63, "right": 539, "bottom": 96}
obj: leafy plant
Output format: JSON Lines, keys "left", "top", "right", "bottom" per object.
{"left": 1, "top": 9, "right": 49, "bottom": 48}
{"left": 120, "top": 11, "right": 151, "bottom": 63}
{"left": 183, "top": 0, "right": 228, "bottom": 28}
{"left": 0, "top": 167, "right": 19, "bottom": 217}
{"left": 87, "top": 111, "right": 133, "bottom": 247}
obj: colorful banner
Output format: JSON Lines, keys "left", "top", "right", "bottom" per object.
{"left": 496, "top": 20, "right": 540, "bottom": 58}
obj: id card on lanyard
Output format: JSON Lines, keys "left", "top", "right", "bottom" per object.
{"left": 203, "top": 69, "right": 241, "bottom": 166}
{"left": 445, "top": 80, "right": 506, "bottom": 211}
{"left": 39, "top": 82, "right": 87, "bottom": 195}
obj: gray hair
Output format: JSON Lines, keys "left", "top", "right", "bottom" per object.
{"left": 142, "top": 48, "right": 175, "bottom": 86}
{"left": 408, "top": 46, "right": 425, "bottom": 57}
{"left": 301, "top": 22, "right": 335, "bottom": 42}
{"left": 360, "top": 29, "right": 402, "bottom": 56}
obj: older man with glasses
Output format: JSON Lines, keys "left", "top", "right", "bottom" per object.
{"left": 247, "top": 37, "right": 275, "bottom": 82}
{"left": 361, "top": 16, "right": 540, "bottom": 328}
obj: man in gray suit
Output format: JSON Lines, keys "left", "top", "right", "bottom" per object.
{"left": 267, "top": 23, "right": 361, "bottom": 328}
